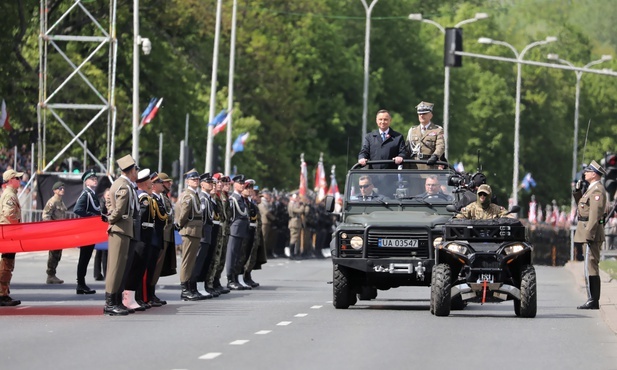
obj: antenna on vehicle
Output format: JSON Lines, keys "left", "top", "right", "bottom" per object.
{"left": 476, "top": 149, "right": 482, "bottom": 172}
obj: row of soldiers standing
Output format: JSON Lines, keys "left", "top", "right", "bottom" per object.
{"left": 103, "top": 154, "right": 267, "bottom": 316}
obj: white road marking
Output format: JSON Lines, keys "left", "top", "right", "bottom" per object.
{"left": 230, "top": 340, "right": 250, "bottom": 345}
{"left": 198, "top": 352, "right": 221, "bottom": 360}
{"left": 255, "top": 330, "right": 272, "bottom": 335}
{"left": 277, "top": 321, "right": 292, "bottom": 326}
{"left": 294, "top": 313, "right": 308, "bottom": 317}
{"left": 310, "top": 305, "right": 322, "bottom": 309}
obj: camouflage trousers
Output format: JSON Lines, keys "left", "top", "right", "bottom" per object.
{"left": 46, "top": 250, "right": 63, "bottom": 276}
{"left": 0, "top": 254, "right": 15, "bottom": 296}
{"left": 207, "top": 228, "right": 229, "bottom": 287}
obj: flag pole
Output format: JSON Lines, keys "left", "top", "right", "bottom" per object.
{"left": 158, "top": 132, "right": 163, "bottom": 173}
{"left": 205, "top": 0, "right": 222, "bottom": 173}
{"left": 224, "top": 0, "right": 238, "bottom": 176}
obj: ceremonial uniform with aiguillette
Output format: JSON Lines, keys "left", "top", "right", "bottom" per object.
{"left": 73, "top": 169, "right": 100, "bottom": 295}
{"left": 150, "top": 172, "right": 176, "bottom": 305}
{"left": 407, "top": 101, "right": 445, "bottom": 170}
{"left": 0, "top": 169, "right": 24, "bottom": 306}
{"left": 144, "top": 173, "right": 168, "bottom": 306}
{"left": 104, "top": 154, "right": 139, "bottom": 316}
{"left": 175, "top": 168, "right": 205, "bottom": 301}
{"left": 208, "top": 174, "right": 231, "bottom": 294}
{"left": 573, "top": 160, "right": 608, "bottom": 310}
{"left": 226, "top": 175, "right": 250, "bottom": 290}
{"left": 43, "top": 181, "right": 68, "bottom": 285}
{"left": 191, "top": 173, "right": 217, "bottom": 297}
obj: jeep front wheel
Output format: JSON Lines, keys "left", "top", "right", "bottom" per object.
{"left": 431, "top": 264, "right": 452, "bottom": 317}
{"left": 333, "top": 264, "right": 355, "bottom": 309}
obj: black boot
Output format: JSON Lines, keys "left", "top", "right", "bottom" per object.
{"left": 148, "top": 285, "right": 165, "bottom": 306}
{"left": 180, "top": 281, "right": 201, "bottom": 301}
{"left": 103, "top": 292, "right": 128, "bottom": 316}
{"left": 189, "top": 281, "right": 211, "bottom": 300}
{"left": 135, "top": 288, "right": 151, "bottom": 309}
{"left": 244, "top": 271, "right": 260, "bottom": 288}
{"left": 578, "top": 275, "right": 601, "bottom": 310}
{"left": 227, "top": 274, "right": 244, "bottom": 290}
{"left": 76, "top": 278, "right": 96, "bottom": 295}
{"left": 115, "top": 292, "right": 135, "bottom": 314}
{"left": 205, "top": 283, "right": 220, "bottom": 297}
{"left": 214, "top": 278, "right": 230, "bottom": 294}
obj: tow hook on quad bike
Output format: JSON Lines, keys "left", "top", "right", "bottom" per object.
{"left": 374, "top": 263, "right": 414, "bottom": 274}
{"left": 416, "top": 262, "right": 425, "bottom": 281}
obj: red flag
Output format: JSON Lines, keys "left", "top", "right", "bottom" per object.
{"left": 299, "top": 154, "right": 308, "bottom": 196}
{"left": 1, "top": 100, "right": 12, "bottom": 131}
{"left": 327, "top": 165, "right": 340, "bottom": 201}
{"left": 142, "top": 97, "right": 163, "bottom": 126}
{"left": 314, "top": 154, "right": 327, "bottom": 202}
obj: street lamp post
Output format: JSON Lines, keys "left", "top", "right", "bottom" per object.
{"left": 546, "top": 54, "right": 612, "bottom": 181}
{"left": 360, "top": 0, "right": 379, "bottom": 145}
{"left": 408, "top": 13, "right": 488, "bottom": 159}
{"left": 478, "top": 36, "right": 557, "bottom": 206}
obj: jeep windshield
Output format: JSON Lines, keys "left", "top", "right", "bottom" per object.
{"left": 346, "top": 170, "right": 455, "bottom": 204}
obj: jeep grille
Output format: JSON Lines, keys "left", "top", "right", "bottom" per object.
{"left": 367, "top": 229, "right": 431, "bottom": 258}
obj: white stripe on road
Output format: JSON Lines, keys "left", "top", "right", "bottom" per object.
{"left": 294, "top": 313, "right": 308, "bottom": 317}
{"left": 230, "top": 340, "right": 250, "bottom": 345}
{"left": 310, "top": 305, "right": 322, "bottom": 309}
{"left": 198, "top": 353, "right": 221, "bottom": 360}
{"left": 277, "top": 321, "right": 292, "bottom": 326}
{"left": 255, "top": 330, "right": 272, "bottom": 335}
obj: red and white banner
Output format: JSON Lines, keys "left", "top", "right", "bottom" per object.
{"left": 1, "top": 99, "right": 12, "bottom": 130}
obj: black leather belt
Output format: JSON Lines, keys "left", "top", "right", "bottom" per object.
{"left": 411, "top": 153, "right": 425, "bottom": 159}
{"left": 578, "top": 216, "right": 589, "bottom": 221}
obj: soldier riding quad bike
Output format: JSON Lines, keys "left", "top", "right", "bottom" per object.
{"left": 324, "top": 158, "right": 455, "bottom": 309}
{"left": 431, "top": 204, "right": 537, "bottom": 318}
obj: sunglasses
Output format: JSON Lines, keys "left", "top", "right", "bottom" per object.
{"left": 478, "top": 192, "right": 488, "bottom": 197}
{"left": 358, "top": 184, "right": 372, "bottom": 189}
{"left": 57, "top": 187, "right": 65, "bottom": 191}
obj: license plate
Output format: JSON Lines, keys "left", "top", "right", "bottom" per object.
{"left": 378, "top": 238, "right": 418, "bottom": 248}
{"left": 478, "top": 274, "right": 494, "bottom": 283}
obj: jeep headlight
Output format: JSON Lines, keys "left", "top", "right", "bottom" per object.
{"left": 433, "top": 237, "right": 443, "bottom": 248}
{"left": 504, "top": 244, "right": 525, "bottom": 255}
{"left": 350, "top": 236, "right": 363, "bottom": 250}
{"left": 446, "top": 243, "right": 467, "bottom": 254}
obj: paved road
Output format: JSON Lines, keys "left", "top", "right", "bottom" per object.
{"left": 1, "top": 250, "right": 616, "bottom": 370}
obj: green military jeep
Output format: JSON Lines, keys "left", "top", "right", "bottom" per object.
{"left": 325, "top": 159, "right": 456, "bottom": 309}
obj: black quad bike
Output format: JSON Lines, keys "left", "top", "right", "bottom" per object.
{"left": 430, "top": 206, "right": 537, "bottom": 318}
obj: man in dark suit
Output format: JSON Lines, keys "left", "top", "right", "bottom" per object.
{"left": 73, "top": 169, "right": 100, "bottom": 295}
{"left": 358, "top": 109, "right": 407, "bottom": 169}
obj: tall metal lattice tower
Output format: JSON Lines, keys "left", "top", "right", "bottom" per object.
{"left": 38, "top": 0, "right": 118, "bottom": 174}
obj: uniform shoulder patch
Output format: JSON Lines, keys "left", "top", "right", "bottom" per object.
{"left": 595, "top": 195, "right": 600, "bottom": 201}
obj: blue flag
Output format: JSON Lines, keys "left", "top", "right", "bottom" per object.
{"left": 208, "top": 109, "right": 227, "bottom": 126}
{"left": 232, "top": 132, "right": 250, "bottom": 153}
{"left": 140, "top": 98, "right": 157, "bottom": 120}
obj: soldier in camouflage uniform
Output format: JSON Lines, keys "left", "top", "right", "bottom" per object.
{"left": 241, "top": 182, "right": 265, "bottom": 288}
{"left": 207, "top": 174, "right": 231, "bottom": 294}
{"left": 0, "top": 169, "right": 23, "bottom": 306}
{"left": 456, "top": 184, "right": 508, "bottom": 220}
{"left": 43, "top": 181, "right": 68, "bottom": 284}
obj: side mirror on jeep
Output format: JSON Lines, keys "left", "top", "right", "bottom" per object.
{"left": 508, "top": 205, "right": 521, "bottom": 215}
{"left": 325, "top": 195, "right": 335, "bottom": 213}
{"left": 446, "top": 204, "right": 457, "bottom": 213}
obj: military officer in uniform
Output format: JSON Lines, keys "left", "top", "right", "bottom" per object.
{"left": 456, "top": 184, "right": 508, "bottom": 220}
{"left": 43, "top": 181, "right": 68, "bottom": 284}
{"left": 573, "top": 160, "right": 608, "bottom": 310}
{"left": 104, "top": 154, "right": 139, "bottom": 316}
{"left": 226, "top": 175, "right": 250, "bottom": 290}
{"left": 208, "top": 174, "right": 231, "bottom": 295}
{"left": 407, "top": 101, "right": 445, "bottom": 169}
{"left": 0, "top": 169, "right": 23, "bottom": 306}
{"left": 150, "top": 172, "right": 175, "bottom": 305}
{"left": 191, "top": 173, "right": 217, "bottom": 297}
{"left": 287, "top": 193, "right": 310, "bottom": 259}
{"left": 175, "top": 168, "right": 205, "bottom": 301}
{"left": 358, "top": 109, "right": 407, "bottom": 169}
{"left": 73, "top": 169, "right": 100, "bottom": 294}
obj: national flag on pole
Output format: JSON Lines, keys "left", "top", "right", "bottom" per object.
{"left": 212, "top": 112, "right": 231, "bottom": 136}
{"left": 0, "top": 100, "right": 12, "bottom": 131}
{"left": 231, "top": 132, "right": 250, "bottom": 154}
{"left": 208, "top": 109, "right": 227, "bottom": 126}
{"left": 327, "top": 165, "right": 340, "bottom": 201}
{"left": 520, "top": 172, "right": 537, "bottom": 191}
{"left": 141, "top": 97, "right": 163, "bottom": 127}
{"left": 140, "top": 98, "right": 157, "bottom": 120}
{"left": 299, "top": 153, "right": 308, "bottom": 197}
{"left": 314, "top": 153, "right": 327, "bottom": 202}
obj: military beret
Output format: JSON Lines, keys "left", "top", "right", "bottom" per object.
{"left": 137, "top": 168, "right": 151, "bottom": 183}
{"left": 81, "top": 169, "right": 97, "bottom": 182}
{"left": 157, "top": 172, "right": 172, "bottom": 182}
{"left": 116, "top": 154, "right": 137, "bottom": 172}
{"left": 232, "top": 174, "right": 245, "bottom": 183}
{"left": 2, "top": 169, "right": 24, "bottom": 182}
{"left": 184, "top": 168, "right": 200, "bottom": 179}
{"left": 416, "top": 101, "right": 434, "bottom": 114}
{"left": 585, "top": 160, "right": 606, "bottom": 176}
{"left": 52, "top": 181, "right": 65, "bottom": 191}
{"left": 220, "top": 176, "right": 231, "bottom": 183}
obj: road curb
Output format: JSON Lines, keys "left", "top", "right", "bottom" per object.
{"left": 565, "top": 261, "right": 617, "bottom": 335}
